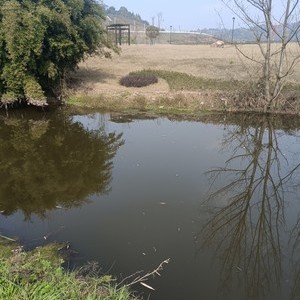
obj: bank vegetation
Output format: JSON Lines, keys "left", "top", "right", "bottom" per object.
{"left": 67, "top": 44, "right": 300, "bottom": 116}
{"left": 0, "top": 237, "right": 136, "bottom": 300}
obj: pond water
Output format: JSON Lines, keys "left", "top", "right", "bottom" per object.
{"left": 1, "top": 109, "right": 300, "bottom": 300}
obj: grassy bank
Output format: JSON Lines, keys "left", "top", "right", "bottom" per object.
{"left": 67, "top": 68, "right": 236, "bottom": 114}
{"left": 67, "top": 90, "right": 224, "bottom": 115}
{"left": 0, "top": 238, "right": 135, "bottom": 300}
{"left": 67, "top": 69, "right": 300, "bottom": 115}
{"left": 67, "top": 44, "right": 300, "bottom": 115}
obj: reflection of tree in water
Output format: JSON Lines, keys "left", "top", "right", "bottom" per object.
{"left": 199, "top": 114, "right": 300, "bottom": 299}
{"left": 290, "top": 218, "right": 300, "bottom": 300}
{"left": 0, "top": 111, "right": 124, "bottom": 218}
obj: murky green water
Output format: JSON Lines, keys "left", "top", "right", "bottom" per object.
{"left": 1, "top": 109, "right": 300, "bottom": 300}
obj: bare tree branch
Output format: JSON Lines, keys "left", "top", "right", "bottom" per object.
{"left": 120, "top": 259, "right": 170, "bottom": 290}
{"left": 222, "top": 0, "right": 300, "bottom": 111}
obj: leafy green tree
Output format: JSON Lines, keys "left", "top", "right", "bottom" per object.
{"left": 0, "top": 0, "right": 113, "bottom": 107}
{"left": 146, "top": 25, "right": 160, "bottom": 44}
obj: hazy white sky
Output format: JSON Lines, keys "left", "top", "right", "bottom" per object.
{"left": 103, "top": 0, "right": 295, "bottom": 31}
{"left": 103, "top": 0, "right": 235, "bottom": 30}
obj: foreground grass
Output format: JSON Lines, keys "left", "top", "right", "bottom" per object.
{"left": 0, "top": 238, "right": 135, "bottom": 300}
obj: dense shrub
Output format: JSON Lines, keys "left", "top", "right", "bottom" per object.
{"left": 119, "top": 74, "right": 158, "bottom": 87}
{"left": 0, "top": 0, "right": 113, "bottom": 107}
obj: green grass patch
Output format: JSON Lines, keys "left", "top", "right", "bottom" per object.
{"left": 0, "top": 238, "right": 136, "bottom": 300}
{"left": 129, "top": 69, "right": 238, "bottom": 91}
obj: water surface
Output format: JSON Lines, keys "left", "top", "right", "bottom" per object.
{"left": 1, "top": 110, "right": 300, "bottom": 300}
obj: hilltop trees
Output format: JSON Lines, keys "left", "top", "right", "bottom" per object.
{"left": 224, "top": 0, "right": 300, "bottom": 112}
{"left": 105, "top": 5, "right": 148, "bottom": 26}
{"left": 0, "top": 0, "right": 113, "bottom": 107}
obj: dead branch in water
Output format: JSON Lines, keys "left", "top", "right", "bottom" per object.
{"left": 119, "top": 258, "right": 170, "bottom": 291}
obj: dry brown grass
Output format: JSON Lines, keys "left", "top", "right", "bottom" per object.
{"left": 69, "top": 43, "right": 300, "bottom": 113}
{"left": 77, "top": 44, "right": 250, "bottom": 83}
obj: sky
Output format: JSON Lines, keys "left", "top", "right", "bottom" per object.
{"left": 103, "top": 0, "right": 236, "bottom": 31}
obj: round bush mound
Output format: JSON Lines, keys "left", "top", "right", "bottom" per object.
{"left": 119, "top": 74, "right": 158, "bottom": 88}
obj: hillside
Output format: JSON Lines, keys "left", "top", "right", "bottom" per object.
{"left": 130, "top": 31, "right": 217, "bottom": 45}
{"left": 102, "top": 5, "right": 300, "bottom": 44}
{"left": 198, "top": 28, "right": 256, "bottom": 43}
{"left": 102, "top": 5, "right": 217, "bottom": 45}
{"left": 103, "top": 5, "right": 149, "bottom": 31}
{"left": 101, "top": 4, "right": 254, "bottom": 44}
{"left": 199, "top": 22, "right": 300, "bottom": 43}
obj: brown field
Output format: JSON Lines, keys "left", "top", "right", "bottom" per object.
{"left": 69, "top": 43, "right": 300, "bottom": 112}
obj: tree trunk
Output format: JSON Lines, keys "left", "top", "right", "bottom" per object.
{"left": 263, "top": 0, "right": 272, "bottom": 113}
{"left": 272, "top": 0, "right": 291, "bottom": 100}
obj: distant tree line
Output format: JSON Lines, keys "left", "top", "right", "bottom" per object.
{"left": 198, "top": 22, "right": 300, "bottom": 43}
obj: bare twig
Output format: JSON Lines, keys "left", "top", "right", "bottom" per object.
{"left": 120, "top": 258, "right": 170, "bottom": 290}
{"left": 0, "top": 234, "right": 16, "bottom": 242}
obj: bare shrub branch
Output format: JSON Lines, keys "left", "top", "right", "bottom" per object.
{"left": 119, "top": 258, "right": 170, "bottom": 291}
{"left": 222, "top": 0, "right": 300, "bottom": 112}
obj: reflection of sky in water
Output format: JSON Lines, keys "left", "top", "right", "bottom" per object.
{"left": 73, "top": 112, "right": 222, "bottom": 151}
{"left": 1, "top": 113, "right": 300, "bottom": 300}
